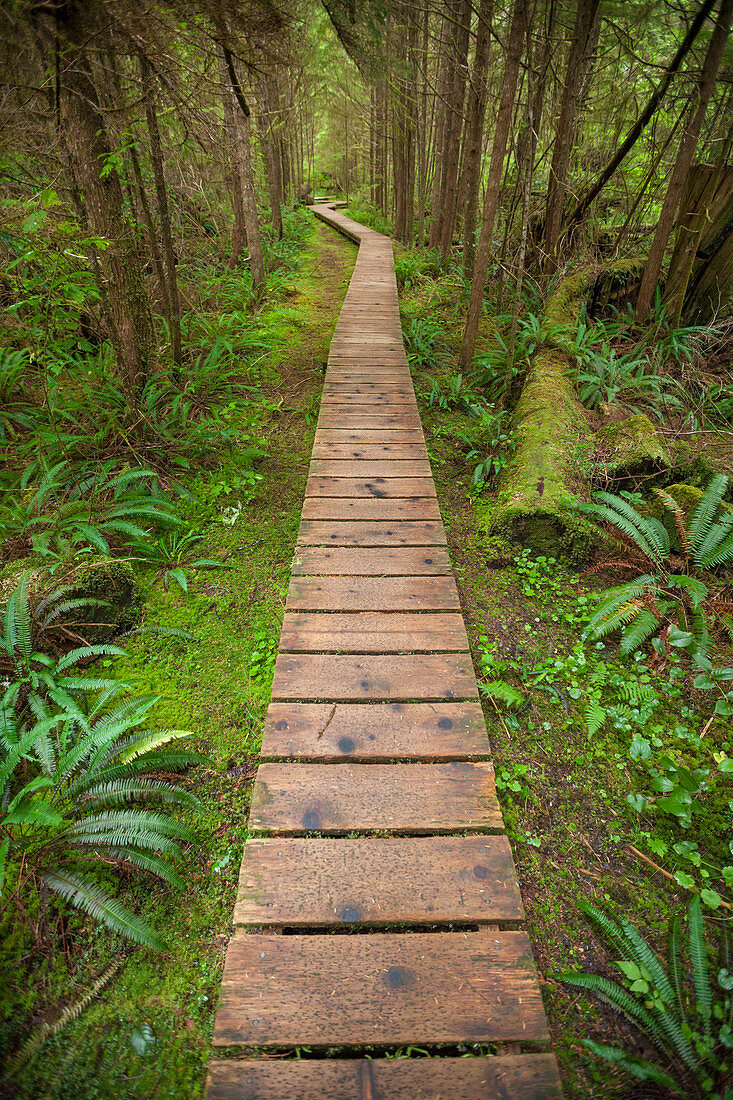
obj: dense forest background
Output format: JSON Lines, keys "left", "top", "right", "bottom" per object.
{"left": 1, "top": 0, "right": 732, "bottom": 1096}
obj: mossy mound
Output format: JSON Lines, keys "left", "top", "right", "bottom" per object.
{"left": 1, "top": 557, "right": 140, "bottom": 644}
{"left": 595, "top": 414, "right": 672, "bottom": 479}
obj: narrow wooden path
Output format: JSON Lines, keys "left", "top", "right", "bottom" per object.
{"left": 206, "top": 204, "right": 562, "bottom": 1099}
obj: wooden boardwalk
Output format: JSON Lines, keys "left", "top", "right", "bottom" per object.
{"left": 206, "top": 204, "right": 562, "bottom": 1098}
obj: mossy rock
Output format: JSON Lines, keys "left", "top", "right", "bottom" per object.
{"left": 1, "top": 557, "right": 140, "bottom": 644}
{"left": 595, "top": 414, "right": 672, "bottom": 478}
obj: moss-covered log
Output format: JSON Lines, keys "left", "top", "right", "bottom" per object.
{"left": 489, "top": 261, "right": 643, "bottom": 556}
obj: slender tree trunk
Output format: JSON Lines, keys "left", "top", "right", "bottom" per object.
{"left": 440, "top": 0, "right": 472, "bottom": 259}
{"left": 665, "top": 161, "right": 733, "bottom": 323}
{"left": 218, "top": 47, "right": 266, "bottom": 299}
{"left": 459, "top": 0, "right": 527, "bottom": 369}
{"left": 258, "top": 76, "right": 284, "bottom": 239}
{"left": 53, "top": 5, "right": 155, "bottom": 402}
{"left": 140, "top": 55, "right": 181, "bottom": 370}
{"left": 462, "top": 0, "right": 493, "bottom": 278}
{"left": 636, "top": 0, "right": 733, "bottom": 320}
{"left": 543, "top": 0, "right": 601, "bottom": 272}
{"left": 567, "top": 0, "right": 718, "bottom": 230}
{"left": 428, "top": 7, "right": 452, "bottom": 247}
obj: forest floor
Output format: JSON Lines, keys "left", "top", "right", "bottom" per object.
{"left": 4, "top": 213, "right": 730, "bottom": 1099}
{"left": 1, "top": 221, "right": 355, "bottom": 1098}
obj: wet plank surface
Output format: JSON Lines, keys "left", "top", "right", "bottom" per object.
{"left": 234, "top": 835, "right": 523, "bottom": 925}
{"left": 208, "top": 1056, "right": 563, "bottom": 1100}
{"left": 207, "top": 201, "right": 561, "bottom": 1099}
{"left": 279, "top": 611, "right": 467, "bottom": 651}
{"left": 212, "top": 931, "right": 547, "bottom": 1046}
{"left": 301, "top": 497, "right": 442, "bottom": 521}
{"left": 249, "top": 762, "right": 500, "bottom": 833}
{"left": 286, "top": 575, "right": 460, "bottom": 611}
{"left": 292, "top": 548, "right": 451, "bottom": 575}
{"left": 271, "top": 652, "right": 478, "bottom": 700}
{"left": 260, "top": 700, "right": 490, "bottom": 759}
{"left": 305, "top": 476, "right": 436, "bottom": 498}
{"left": 297, "top": 520, "right": 447, "bottom": 546}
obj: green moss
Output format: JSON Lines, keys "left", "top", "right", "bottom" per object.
{"left": 596, "top": 414, "right": 672, "bottom": 475}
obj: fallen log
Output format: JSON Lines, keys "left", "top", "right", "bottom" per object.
{"left": 489, "top": 261, "right": 644, "bottom": 556}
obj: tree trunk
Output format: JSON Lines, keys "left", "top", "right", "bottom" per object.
{"left": 140, "top": 55, "right": 181, "bottom": 370}
{"left": 543, "top": 0, "right": 601, "bottom": 273}
{"left": 667, "top": 163, "right": 733, "bottom": 323}
{"left": 439, "top": 0, "right": 472, "bottom": 260}
{"left": 459, "top": 0, "right": 527, "bottom": 369}
{"left": 462, "top": 0, "right": 493, "bottom": 278}
{"left": 218, "top": 46, "right": 266, "bottom": 299}
{"left": 566, "top": 0, "right": 718, "bottom": 231}
{"left": 257, "top": 76, "right": 284, "bottom": 239}
{"left": 428, "top": 7, "right": 453, "bottom": 248}
{"left": 53, "top": 3, "right": 155, "bottom": 402}
{"left": 636, "top": 0, "right": 733, "bottom": 320}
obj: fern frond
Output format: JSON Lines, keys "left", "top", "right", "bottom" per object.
{"left": 689, "top": 895, "right": 711, "bottom": 1040}
{"left": 43, "top": 869, "right": 166, "bottom": 950}
{"left": 668, "top": 914, "right": 686, "bottom": 1023}
{"left": 558, "top": 972, "right": 670, "bottom": 1051}
{"left": 581, "top": 1042, "right": 683, "bottom": 1094}
{"left": 620, "top": 609, "right": 660, "bottom": 653}
{"left": 585, "top": 703, "right": 606, "bottom": 736}
{"left": 688, "top": 475, "right": 728, "bottom": 554}
{"left": 83, "top": 779, "right": 199, "bottom": 808}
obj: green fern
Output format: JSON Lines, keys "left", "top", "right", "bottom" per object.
{"left": 585, "top": 702, "right": 607, "bottom": 735}
{"left": 481, "top": 680, "right": 525, "bottom": 708}
{"left": 558, "top": 897, "right": 731, "bottom": 1094}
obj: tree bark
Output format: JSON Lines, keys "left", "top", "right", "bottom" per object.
{"left": 543, "top": 0, "right": 601, "bottom": 273}
{"left": 140, "top": 55, "right": 181, "bottom": 370}
{"left": 566, "top": 0, "right": 718, "bottom": 231}
{"left": 52, "top": 3, "right": 155, "bottom": 402}
{"left": 636, "top": 0, "right": 733, "bottom": 320}
{"left": 461, "top": 0, "right": 493, "bottom": 278}
{"left": 666, "top": 162, "right": 733, "bottom": 323}
{"left": 439, "top": 0, "right": 472, "bottom": 259}
{"left": 459, "top": 0, "right": 527, "bottom": 369}
{"left": 257, "top": 76, "right": 284, "bottom": 239}
{"left": 218, "top": 46, "right": 266, "bottom": 299}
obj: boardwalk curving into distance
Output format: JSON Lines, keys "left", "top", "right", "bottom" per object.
{"left": 206, "top": 204, "right": 563, "bottom": 1099}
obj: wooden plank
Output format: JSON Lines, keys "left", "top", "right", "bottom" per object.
{"left": 292, "top": 547, "right": 450, "bottom": 574}
{"left": 208, "top": 1055, "right": 563, "bottom": 1100}
{"left": 250, "top": 762, "right": 498, "bottom": 833}
{"left": 310, "top": 444, "right": 428, "bottom": 461}
{"left": 317, "top": 414, "right": 423, "bottom": 429}
{"left": 234, "top": 835, "right": 522, "bottom": 926}
{"left": 261, "top": 700, "right": 489, "bottom": 759}
{"left": 301, "top": 498, "right": 441, "bottom": 521}
{"left": 305, "top": 476, "right": 436, "bottom": 498}
{"left": 309, "top": 459, "right": 432, "bottom": 477}
{"left": 279, "top": 611, "right": 466, "bottom": 651}
{"left": 271, "top": 652, "right": 477, "bottom": 700}
{"left": 285, "top": 576, "right": 460, "bottom": 611}
{"left": 298, "top": 520, "right": 446, "bottom": 546}
{"left": 211, "top": 930, "right": 547, "bottom": 1046}
{"left": 314, "top": 429, "right": 425, "bottom": 443}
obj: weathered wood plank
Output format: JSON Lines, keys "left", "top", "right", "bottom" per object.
{"left": 261, "top": 700, "right": 489, "bottom": 759}
{"left": 250, "top": 762, "right": 498, "bottom": 833}
{"left": 212, "top": 930, "right": 547, "bottom": 1046}
{"left": 297, "top": 520, "right": 447, "bottom": 546}
{"left": 271, "top": 652, "right": 477, "bottom": 700}
{"left": 292, "top": 547, "right": 450, "bottom": 574}
{"left": 234, "top": 835, "right": 522, "bottom": 925}
{"left": 309, "top": 459, "right": 432, "bottom": 477}
{"left": 310, "top": 444, "right": 429, "bottom": 461}
{"left": 305, "top": 476, "right": 436, "bottom": 498}
{"left": 317, "top": 414, "right": 423, "bottom": 430}
{"left": 302, "top": 498, "right": 441, "bottom": 521}
{"left": 314, "top": 429, "right": 425, "bottom": 443}
{"left": 285, "top": 575, "right": 460, "bottom": 611}
{"left": 208, "top": 1055, "right": 563, "bottom": 1100}
{"left": 279, "top": 611, "right": 466, "bottom": 651}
